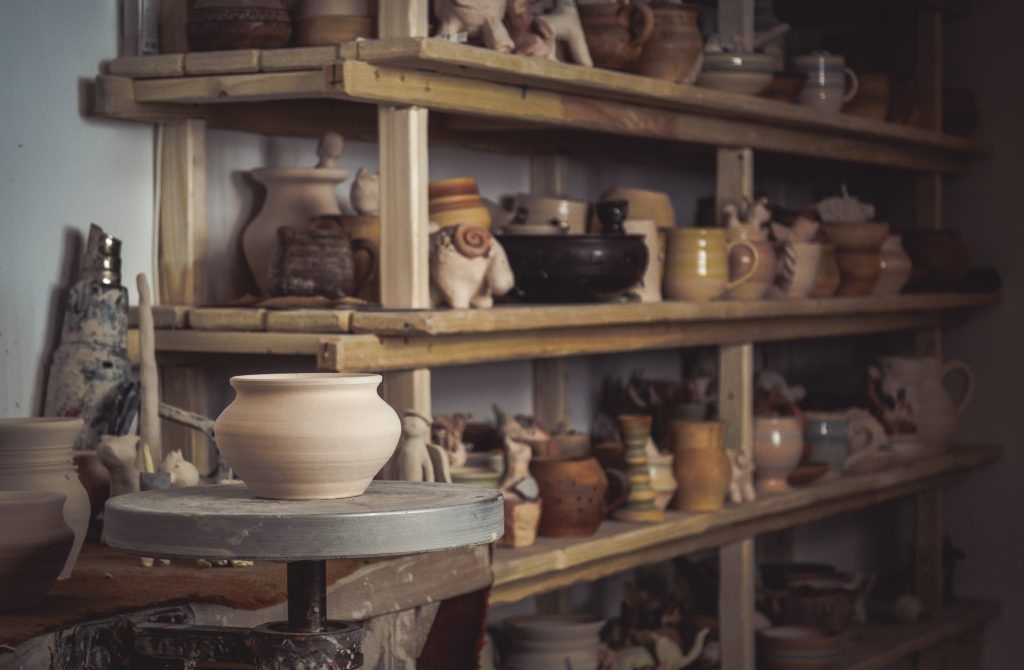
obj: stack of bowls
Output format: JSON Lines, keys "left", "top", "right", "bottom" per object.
{"left": 503, "top": 614, "right": 605, "bottom": 670}
{"left": 758, "top": 626, "right": 844, "bottom": 670}
{"left": 429, "top": 178, "right": 491, "bottom": 229}
{"left": 821, "top": 222, "right": 890, "bottom": 296}
{"left": 697, "top": 53, "right": 776, "bottom": 95}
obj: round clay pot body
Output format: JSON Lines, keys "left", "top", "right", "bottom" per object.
{"left": 647, "top": 453, "right": 677, "bottom": 512}
{"left": 0, "top": 491, "right": 74, "bottom": 611}
{"left": 244, "top": 167, "right": 350, "bottom": 296}
{"left": 872, "top": 234, "right": 912, "bottom": 295}
{"left": 530, "top": 457, "right": 609, "bottom": 537}
{"left": 214, "top": 373, "right": 401, "bottom": 500}
{"left": 579, "top": 2, "right": 655, "bottom": 71}
{"left": 73, "top": 450, "right": 111, "bottom": 521}
{"left": 810, "top": 244, "right": 841, "bottom": 298}
{"left": 725, "top": 230, "right": 776, "bottom": 301}
{"left": 753, "top": 417, "right": 803, "bottom": 494}
{"left": 187, "top": 0, "right": 292, "bottom": 51}
{"left": 670, "top": 420, "right": 730, "bottom": 511}
{"left": 504, "top": 615, "right": 604, "bottom": 670}
{"left": 835, "top": 249, "right": 882, "bottom": 296}
{"left": 630, "top": 4, "right": 703, "bottom": 83}
{"left": 0, "top": 418, "right": 90, "bottom": 579}
{"left": 876, "top": 357, "right": 974, "bottom": 452}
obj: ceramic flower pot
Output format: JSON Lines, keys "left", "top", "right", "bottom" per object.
{"left": 0, "top": 418, "right": 90, "bottom": 579}
{"left": 613, "top": 414, "right": 665, "bottom": 522}
{"left": 187, "top": 0, "right": 292, "bottom": 51}
{"left": 0, "top": 491, "right": 75, "bottom": 612}
{"left": 872, "top": 234, "right": 912, "bottom": 296}
{"left": 530, "top": 457, "right": 613, "bottom": 537}
{"left": 630, "top": 4, "right": 703, "bottom": 83}
{"left": 753, "top": 417, "right": 803, "bottom": 494}
{"left": 214, "top": 373, "right": 401, "bottom": 500}
{"left": 669, "top": 420, "right": 731, "bottom": 512}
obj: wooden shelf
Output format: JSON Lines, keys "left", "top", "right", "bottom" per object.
{"left": 134, "top": 293, "right": 997, "bottom": 371}
{"left": 490, "top": 446, "right": 999, "bottom": 604}
{"left": 95, "top": 40, "right": 986, "bottom": 173}
{"left": 836, "top": 599, "right": 1000, "bottom": 670}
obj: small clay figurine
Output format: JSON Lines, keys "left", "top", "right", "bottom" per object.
{"left": 429, "top": 224, "right": 515, "bottom": 309}
{"left": 723, "top": 196, "right": 773, "bottom": 239}
{"left": 432, "top": 413, "right": 470, "bottom": 468}
{"left": 98, "top": 434, "right": 145, "bottom": 498}
{"left": 393, "top": 411, "right": 437, "bottom": 482}
{"left": 506, "top": 0, "right": 555, "bottom": 58}
{"left": 500, "top": 433, "right": 533, "bottom": 492}
{"left": 351, "top": 167, "right": 380, "bottom": 216}
{"left": 158, "top": 449, "right": 201, "bottom": 488}
{"left": 754, "top": 369, "right": 806, "bottom": 418}
{"left": 537, "top": 0, "right": 593, "bottom": 66}
{"left": 727, "top": 449, "right": 756, "bottom": 504}
{"left": 493, "top": 404, "right": 552, "bottom": 456}
{"left": 434, "top": 0, "right": 514, "bottom": 53}
{"left": 316, "top": 131, "right": 344, "bottom": 169}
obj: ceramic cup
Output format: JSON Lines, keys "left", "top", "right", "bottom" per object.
{"left": 770, "top": 242, "right": 823, "bottom": 300}
{"left": 810, "top": 243, "right": 841, "bottom": 298}
{"left": 753, "top": 416, "right": 803, "bottom": 494}
{"left": 502, "top": 194, "right": 588, "bottom": 235}
{"left": 624, "top": 219, "right": 664, "bottom": 303}
{"left": 792, "top": 52, "right": 859, "bottom": 113}
{"left": 664, "top": 228, "right": 760, "bottom": 302}
{"left": 802, "top": 411, "right": 884, "bottom": 474}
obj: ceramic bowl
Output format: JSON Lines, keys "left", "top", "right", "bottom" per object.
{"left": 758, "top": 626, "right": 844, "bottom": 670}
{"left": 450, "top": 466, "right": 502, "bottom": 489}
{"left": 821, "top": 221, "right": 890, "bottom": 251}
{"left": 496, "top": 234, "right": 648, "bottom": 303}
{"left": 504, "top": 614, "right": 604, "bottom": 670}
{"left": 698, "top": 53, "right": 776, "bottom": 95}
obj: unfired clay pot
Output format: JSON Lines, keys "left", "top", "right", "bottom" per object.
{"left": 214, "top": 373, "right": 401, "bottom": 500}
{"left": 0, "top": 491, "right": 74, "bottom": 611}
{"left": 669, "top": 420, "right": 731, "bottom": 512}
{"left": 530, "top": 457, "right": 618, "bottom": 537}
{"left": 0, "top": 418, "right": 90, "bottom": 579}
{"left": 753, "top": 417, "right": 803, "bottom": 494}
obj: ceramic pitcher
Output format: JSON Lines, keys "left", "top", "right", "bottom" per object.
{"left": 0, "top": 491, "right": 75, "bottom": 611}
{"left": 874, "top": 357, "right": 975, "bottom": 451}
{"left": 578, "top": 1, "right": 655, "bottom": 71}
{"left": 630, "top": 3, "right": 703, "bottom": 83}
{"left": 725, "top": 225, "right": 776, "bottom": 301}
{"left": 664, "top": 228, "right": 760, "bottom": 303}
{"left": 669, "top": 420, "right": 731, "bottom": 511}
{"left": 793, "top": 52, "right": 859, "bottom": 113}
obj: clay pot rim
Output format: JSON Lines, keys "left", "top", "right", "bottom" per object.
{"left": 229, "top": 372, "right": 382, "bottom": 388}
{"left": 0, "top": 490, "right": 66, "bottom": 507}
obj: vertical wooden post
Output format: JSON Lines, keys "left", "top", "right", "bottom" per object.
{"left": 157, "top": 119, "right": 210, "bottom": 471}
{"left": 376, "top": 0, "right": 432, "bottom": 415}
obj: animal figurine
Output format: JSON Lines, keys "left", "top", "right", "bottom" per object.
{"left": 158, "top": 449, "right": 201, "bottom": 488}
{"left": 432, "top": 413, "right": 470, "bottom": 468}
{"left": 727, "top": 449, "right": 755, "bottom": 503}
{"left": 351, "top": 167, "right": 380, "bottom": 216}
{"left": 493, "top": 404, "right": 552, "bottom": 456}
{"left": 537, "top": 0, "right": 593, "bottom": 66}
{"left": 429, "top": 224, "right": 515, "bottom": 309}
{"left": 390, "top": 411, "right": 437, "bottom": 482}
{"left": 500, "top": 433, "right": 533, "bottom": 492}
{"left": 434, "top": 0, "right": 514, "bottom": 53}
{"left": 506, "top": 0, "right": 555, "bottom": 58}
{"left": 754, "top": 369, "right": 806, "bottom": 418}
{"left": 98, "top": 434, "right": 149, "bottom": 498}
{"left": 722, "top": 196, "right": 773, "bottom": 239}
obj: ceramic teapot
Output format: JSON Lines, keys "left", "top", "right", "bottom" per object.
{"left": 529, "top": 457, "right": 628, "bottom": 537}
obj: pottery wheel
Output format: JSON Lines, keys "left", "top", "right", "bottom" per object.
{"left": 104, "top": 481, "right": 504, "bottom": 561}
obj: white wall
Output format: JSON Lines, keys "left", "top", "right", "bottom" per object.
{"left": 0, "top": 1, "right": 155, "bottom": 417}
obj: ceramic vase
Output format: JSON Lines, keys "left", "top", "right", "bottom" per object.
{"left": 214, "top": 373, "right": 401, "bottom": 500}
{"left": 875, "top": 357, "right": 974, "bottom": 452}
{"left": 613, "top": 415, "right": 665, "bottom": 522}
{"left": 810, "top": 244, "right": 841, "bottom": 298}
{"left": 503, "top": 615, "right": 605, "bottom": 670}
{"left": 0, "top": 491, "right": 75, "bottom": 611}
{"left": 187, "top": 0, "right": 292, "bottom": 51}
{"left": 294, "top": 0, "right": 376, "bottom": 46}
{"left": 872, "top": 235, "right": 912, "bottom": 295}
{"left": 578, "top": 1, "right": 655, "bottom": 71}
{"left": 664, "top": 228, "right": 760, "bottom": 303}
{"left": 630, "top": 4, "right": 703, "bottom": 83}
{"left": 0, "top": 418, "right": 90, "bottom": 579}
{"left": 530, "top": 457, "right": 610, "bottom": 537}
{"left": 244, "top": 165, "right": 350, "bottom": 296}
{"left": 624, "top": 219, "right": 664, "bottom": 303}
{"left": 669, "top": 420, "right": 731, "bottom": 512}
{"left": 647, "top": 453, "right": 677, "bottom": 512}
{"left": 822, "top": 222, "right": 889, "bottom": 296}
{"left": 753, "top": 417, "right": 803, "bottom": 494}
{"left": 726, "top": 229, "right": 776, "bottom": 301}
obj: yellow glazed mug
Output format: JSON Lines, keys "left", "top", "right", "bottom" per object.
{"left": 664, "top": 228, "right": 760, "bottom": 302}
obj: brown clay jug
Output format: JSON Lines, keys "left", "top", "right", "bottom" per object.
{"left": 187, "top": 0, "right": 292, "bottom": 52}
{"left": 579, "top": 1, "right": 655, "bottom": 71}
{"left": 669, "top": 420, "right": 731, "bottom": 512}
{"left": 530, "top": 457, "right": 626, "bottom": 537}
{"left": 631, "top": 4, "right": 703, "bottom": 83}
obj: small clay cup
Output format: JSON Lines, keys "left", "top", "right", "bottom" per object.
{"left": 530, "top": 457, "right": 626, "bottom": 537}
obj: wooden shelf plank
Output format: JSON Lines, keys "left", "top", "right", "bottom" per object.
{"left": 835, "top": 599, "right": 1000, "bottom": 670}
{"left": 490, "top": 446, "right": 1000, "bottom": 604}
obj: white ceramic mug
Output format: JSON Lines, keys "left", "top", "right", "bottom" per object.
{"left": 793, "top": 52, "right": 859, "bottom": 113}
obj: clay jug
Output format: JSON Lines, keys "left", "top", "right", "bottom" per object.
{"left": 875, "top": 357, "right": 974, "bottom": 451}
{"left": 214, "top": 373, "right": 401, "bottom": 500}
{"left": 631, "top": 4, "right": 703, "bottom": 83}
{"left": 725, "top": 226, "right": 776, "bottom": 301}
{"left": 0, "top": 418, "right": 90, "bottom": 579}
{"left": 0, "top": 491, "right": 74, "bottom": 611}
{"left": 188, "top": 0, "right": 292, "bottom": 51}
{"left": 530, "top": 457, "right": 624, "bottom": 537}
{"left": 670, "top": 420, "right": 730, "bottom": 511}
{"left": 579, "top": 1, "right": 655, "bottom": 71}
{"left": 872, "top": 234, "right": 912, "bottom": 296}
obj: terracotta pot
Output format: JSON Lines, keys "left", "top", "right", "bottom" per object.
{"left": 669, "top": 420, "right": 730, "bottom": 512}
{"left": 725, "top": 232, "right": 776, "bottom": 301}
{"left": 835, "top": 249, "right": 882, "bottom": 296}
{"left": 187, "top": 0, "right": 292, "bottom": 51}
{"left": 845, "top": 72, "right": 891, "bottom": 120}
{"left": 872, "top": 234, "right": 912, "bottom": 296}
{"left": 0, "top": 418, "right": 90, "bottom": 579}
{"left": 579, "top": 1, "right": 655, "bottom": 71}
{"left": 428, "top": 177, "right": 491, "bottom": 229}
{"left": 0, "top": 491, "right": 74, "bottom": 612}
{"left": 630, "top": 4, "right": 703, "bottom": 84}
{"left": 530, "top": 457, "right": 614, "bottom": 537}
{"left": 753, "top": 417, "right": 803, "bottom": 494}
{"left": 810, "top": 244, "right": 841, "bottom": 298}
{"left": 73, "top": 450, "right": 111, "bottom": 521}
{"left": 599, "top": 188, "right": 675, "bottom": 231}
{"left": 647, "top": 453, "right": 677, "bottom": 512}
{"left": 665, "top": 228, "right": 760, "bottom": 303}
{"left": 214, "top": 373, "right": 401, "bottom": 500}
{"left": 875, "top": 357, "right": 974, "bottom": 452}
{"left": 902, "top": 230, "right": 970, "bottom": 292}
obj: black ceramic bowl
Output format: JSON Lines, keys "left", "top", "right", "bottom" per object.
{"left": 496, "top": 234, "right": 648, "bottom": 303}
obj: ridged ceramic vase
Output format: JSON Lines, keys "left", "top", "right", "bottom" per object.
{"left": 214, "top": 373, "right": 401, "bottom": 500}
{"left": 0, "top": 418, "right": 91, "bottom": 579}
{"left": 613, "top": 414, "right": 665, "bottom": 522}
{"left": 0, "top": 491, "right": 74, "bottom": 611}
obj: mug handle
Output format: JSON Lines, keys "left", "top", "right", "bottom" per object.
{"left": 351, "top": 238, "right": 379, "bottom": 294}
{"left": 843, "top": 67, "right": 860, "bottom": 103}
{"left": 724, "top": 240, "right": 760, "bottom": 291}
{"left": 604, "top": 467, "right": 630, "bottom": 515}
{"left": 941, "top": 360, "right": 975, "bottom": 415}
{"left": 622, "top": 3, "right": 655, "bottom": 51}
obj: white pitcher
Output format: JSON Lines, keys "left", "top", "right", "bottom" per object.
{"left": 875, "top": 356, "right": 975, "bottom": 451}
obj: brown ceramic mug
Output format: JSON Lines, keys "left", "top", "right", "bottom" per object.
{"left": 530, "top": 457, "right": 627, "bottom": 537}
{"left": 579, "top": 0, "right": 655, "bottom": 71}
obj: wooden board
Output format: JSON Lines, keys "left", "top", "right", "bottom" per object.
{"left": 489, "top": 446, "right": 1000, "bottom": 604}
{"left": 106, "top": 53, "right": 185, "bottom": 78}
{"left": 265, "top": 309, "right": 354, "bottom": 332}
{"left": 184, "top": 50, "right": 261, "bottom": 76}
{"left": 188, "top": 307, "right": 268, "bottom": 331}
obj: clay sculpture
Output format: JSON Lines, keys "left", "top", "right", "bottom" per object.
{"left": 434, "top": 0, "right": 514, "bottom": 52}
{"left": 537, "top": 0, "right": 593, "bottom": 66}
{"left": 429, "top": 224, "right": 515, "bottom": 309}
{"left": 506, "top": 0, "right": 555, "bottom": 57}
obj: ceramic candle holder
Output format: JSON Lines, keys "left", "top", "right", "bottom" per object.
{"left": 753, "top": 417, "right": 803, "bottom": 494}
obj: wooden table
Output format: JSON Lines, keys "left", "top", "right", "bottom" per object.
{"left": 103, "top": 482, "right": 503, "bottom": 670}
